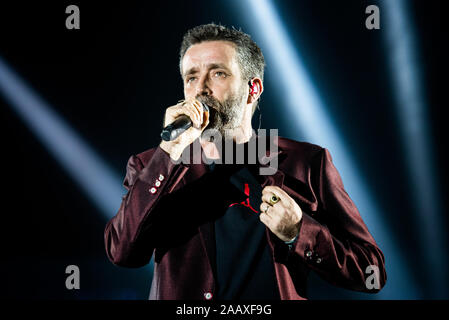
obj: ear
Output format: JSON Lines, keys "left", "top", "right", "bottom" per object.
{"left": 247, "top": 77, "right": 263, "bottom": 104}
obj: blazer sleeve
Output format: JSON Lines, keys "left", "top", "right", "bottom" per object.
{"left": 104, "top": 146, "right": 189, "bottom": 267}
{"left": 290, "top": 148, "right": 387, "bottom": 292}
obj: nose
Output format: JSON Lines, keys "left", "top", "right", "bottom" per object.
{"left": 196, "top": 75, "right": 212, "bottom": 96}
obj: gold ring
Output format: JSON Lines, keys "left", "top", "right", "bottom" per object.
{"left": 269, "top": 195, "right": 280, "bottom": 205}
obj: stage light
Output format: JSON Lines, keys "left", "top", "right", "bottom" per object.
{"left": 232, "top": 0, "right": 420, "bottom": 298}
{"left": 382, "top": 0, "right": 447, "bottom": 298}
{"left": 0, "top": 56, "right": 123, "bottom": 219}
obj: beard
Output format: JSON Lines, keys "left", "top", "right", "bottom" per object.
{"left": 196, "top": 84, "right": 247, "bottom": 140}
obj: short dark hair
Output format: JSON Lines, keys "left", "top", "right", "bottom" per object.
{"left": 179, "top": 23, "right": 265, "bottom": 83}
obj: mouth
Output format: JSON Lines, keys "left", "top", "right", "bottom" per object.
{"left": 196, "top": 96, "right": 230, "bottom": 130}
{"left": 200, "top": 102, "right": 210, "bottom": 113}
{"left": 197, "top": 96, "right": 221, "bottom": 112}
{"left": 206, "top": 107, "right": 219, "bottom": 123}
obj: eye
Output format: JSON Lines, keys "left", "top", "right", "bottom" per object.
{"left": 186, "top": 77, "right": 196, "bottom": 83}
{"left": 214, "top": 71, "right": 227, "bottom": 78}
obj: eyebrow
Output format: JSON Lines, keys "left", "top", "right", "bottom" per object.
{"left": 183, "top": 63, "right": 231, "bottom": 78}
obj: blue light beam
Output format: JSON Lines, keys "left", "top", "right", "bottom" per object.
{"left": 232, "top": 0, "right": 420, "bottom": 298}
{"left": 0, "top": 56, "right": 123, "bottom": 219}
{"left": 382, "top": 0, "right": 448, "bottom": 298}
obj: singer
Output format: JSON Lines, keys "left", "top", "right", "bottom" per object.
{"left": 104, "top": 24, "right": 386, "bottom": 300}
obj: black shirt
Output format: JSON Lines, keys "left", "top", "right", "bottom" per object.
{"left": 210, "top": 163, "right": 280, "bottom": 300}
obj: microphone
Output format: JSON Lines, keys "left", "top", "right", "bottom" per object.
{"left": 160, "top": 102, "right": 209, "bottom": 141}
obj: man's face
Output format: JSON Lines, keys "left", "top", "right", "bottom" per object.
{"left": 182, "top": 41, "right": 248, "bottom": 137}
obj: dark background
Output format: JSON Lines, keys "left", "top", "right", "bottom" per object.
{"left": 0, "top": 1, "right": 447, "bottom": 299}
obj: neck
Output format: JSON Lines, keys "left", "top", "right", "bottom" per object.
{"left": 200, "top": 139, "right": 221, "bottom": 159}
{"left": 200, "top": 126, "right": 253, "bottom": 160}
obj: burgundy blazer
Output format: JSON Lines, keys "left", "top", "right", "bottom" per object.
{"left": 104, "top": 136, "right": 386, "bottom": 300}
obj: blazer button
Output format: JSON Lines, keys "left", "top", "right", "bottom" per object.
{"left": 158, "top": 174, "right": 165, "bottom": 181}
{"left": 155, "top": 180, "right": 161, "bottom": 187}
{"left": 204, "top": 292, "right": 213, "bottom": 300}
{"left": 316, "top": 257, "right": 322, "bottom": 264}
{"left": 305, "top": 250, "right": 313, "bottom": 259}
{"left": 149, "top": 187, "right": 157, "bottom": 194}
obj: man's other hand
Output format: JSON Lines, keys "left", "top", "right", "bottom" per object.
{"left": 259, "top": 186, "right": 303, "bottom": 242}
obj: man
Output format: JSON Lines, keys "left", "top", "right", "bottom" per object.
{"left": 104, "top": 23, "right": 386, "bottom": 300}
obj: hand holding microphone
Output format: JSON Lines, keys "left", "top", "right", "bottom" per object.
{"left": 159, "top": 99, "right": 210, "bottom": 160}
